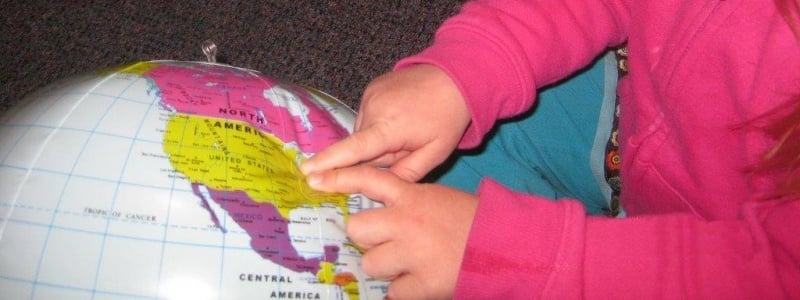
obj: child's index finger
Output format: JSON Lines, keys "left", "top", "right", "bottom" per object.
{"left": 306, "top": 166, "right": 407, "bottom": 207}
{"left": 301, "top": 123, "right": 394, "bottom": 175}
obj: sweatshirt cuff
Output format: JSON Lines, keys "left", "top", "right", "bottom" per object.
{"left": 454, "top": 179, "right": 587, "bottom": 299}
{"left": 394, "top": 26, "right": 536, "bottom": 149}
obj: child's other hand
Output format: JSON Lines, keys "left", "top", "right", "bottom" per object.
{"left": 301, "top": 64, "right": 470, "bottom": 182}
{"left": 307, "top": 166, "right": 478, "bottom": 300}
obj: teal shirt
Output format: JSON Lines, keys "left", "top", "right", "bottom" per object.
{"left": 429, "top": 52, "right": 620, "bottom": 215}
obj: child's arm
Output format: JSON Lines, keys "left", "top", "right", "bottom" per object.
{"left": 309, "top": 166, "right": 800, "bottom": 299}
{"left": 304, "top": 0, "right": 626, "bottom": 181}
{"left": 398, "top": 0, "right": 627, "bottom": 149}
{"left": 455, "top": 180, "right": 800, "bottom": 299}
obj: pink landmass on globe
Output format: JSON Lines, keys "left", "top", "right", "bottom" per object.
{"left": 146, "top": 64, "right": 349, "bottom": 154}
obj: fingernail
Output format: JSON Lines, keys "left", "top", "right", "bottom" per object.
{"left": 299, "top": 162, "right": 314, "bottom": 175}
{"left": 306, "top": 173, "right": 322, "bottom": 189}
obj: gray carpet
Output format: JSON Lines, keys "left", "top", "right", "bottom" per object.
{"left": 0, "top": 1, "right": 463, "bottom": 113}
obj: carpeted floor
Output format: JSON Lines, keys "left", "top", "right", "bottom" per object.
{"left": 0, "top": 1, "right": 463, "bottom": 113}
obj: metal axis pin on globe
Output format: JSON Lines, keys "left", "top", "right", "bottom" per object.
{"left": 202, "top": 40, "right": 218, "bottom": 63}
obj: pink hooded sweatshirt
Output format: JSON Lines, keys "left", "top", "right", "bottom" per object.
{"left": 396, "top": 0, "right": 800, "bottom": 298}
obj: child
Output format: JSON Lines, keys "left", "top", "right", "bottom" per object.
{"left": 302, "top": 0, "right": 800, "bottom": 298}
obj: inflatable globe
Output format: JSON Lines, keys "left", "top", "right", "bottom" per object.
{"left": 0, "top": 61, "right": 387, "bottom": 299}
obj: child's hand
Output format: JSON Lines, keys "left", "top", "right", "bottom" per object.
{"left": 301, "top": 64, "right": 471, "bottom": 182}
{"left": 307, "top": 166, "right": 478, "bottom": 299}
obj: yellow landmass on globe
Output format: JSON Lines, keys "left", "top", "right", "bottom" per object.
{"left": 317, "top": 262, "right": 360, "bottom": 300}
{"left": 100, "top": 61, "right": 160, "bottom": 76}
{"left": 162, "top": 113, "right": 348, "bottom": 219}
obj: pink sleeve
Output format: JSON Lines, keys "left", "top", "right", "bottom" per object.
{"left": 457, "top": 179, "right": 800, "bottom": 299}
{"left": 395, "top": 0, "right": 627, "bottom": 148}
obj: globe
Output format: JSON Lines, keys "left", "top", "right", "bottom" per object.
{"left": 0, "top": 61, "right": 388, "bottom": 299}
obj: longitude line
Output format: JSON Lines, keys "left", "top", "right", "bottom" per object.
{"left": 88, "top": 65, "right": 161, "bottom": 299}
{"left": 27, "top": 68, "right": 137, "bottom": 300}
